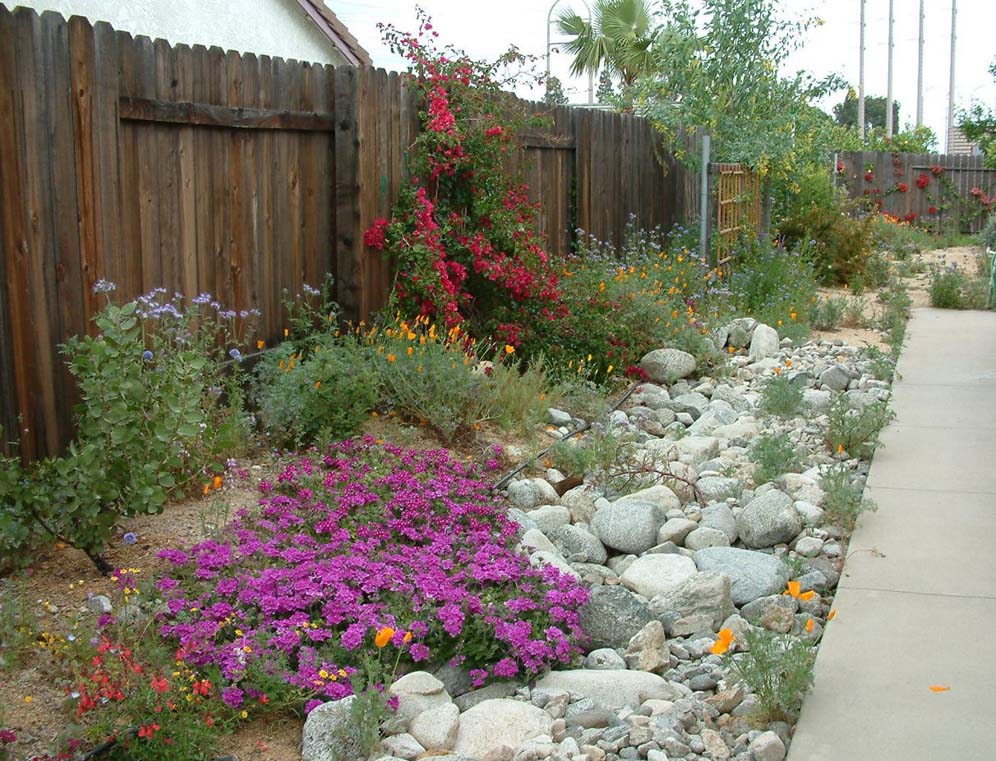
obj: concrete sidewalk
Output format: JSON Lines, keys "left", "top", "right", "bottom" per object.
{"left": 788, "top": 308, "right": 996, "bottom": 761}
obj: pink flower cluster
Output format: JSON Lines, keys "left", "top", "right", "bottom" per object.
{"left": 155, "top": 438, "right": 587, "bottom": 701}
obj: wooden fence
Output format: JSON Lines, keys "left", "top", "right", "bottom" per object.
{"left": 837, "top": 150, "right": 995, "bottom": 232}
{"left": 0, "top": 6, "right": 697, "bottom": 461}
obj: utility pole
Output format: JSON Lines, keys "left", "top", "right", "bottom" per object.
{"left": 886, "top": 0, "right": 895, "bottom": 138}
{"left": 916, "top": 0, "right": 925, "bottom": 126}
{"left": 858, "top": 0, "right": 866, "bottom": 140}
{"left": 946, "top": 0, "right": 958, "bottom": 152}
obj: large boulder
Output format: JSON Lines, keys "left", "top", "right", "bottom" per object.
{"left": 592, "top": 499, "right": 668, "bottom": 555}
{"left": 736, "top": 490, "right": 802, "bottom": 549}
{"left": 302, "top": 696, "right": 362, "bottom": 761}
{"left": 580, "top": 585, "right": 655, "bottom": 650}
{"left": 748, "top": 324, "right": 779, "bottom": 360}
{"left": 533, "top": 670, "right": 676, "bottom": 710}
{"left": 506, "top": 478, "right": 559, "bottom": 510}
{"left": 650, "top": 571, "right": 735, "bottom": 635}
{"left": 619, "top": 554, "right": 698, "bottom": 599}
{"left": 408, "top": 702, "right": 460, "bottom": 751}
{"left": 699, "top": 503, "right": 738, "bottom": 543}
{"left": 675, "top": 436, "right": 720, "bottom": 468}
{"left": 452, "top": 699, "right": 552, "bottom": 759}
{"left": 549, "top": 524, "right": 607, "bottom": 564}
{"left": 693, "top": 547, "right": 790, "bottom": 606}
{"left": 390, "top": 671, "right": 453, "bottom": 722}
{"left": 641, "top": 348, "right": 697, "bottom": 384}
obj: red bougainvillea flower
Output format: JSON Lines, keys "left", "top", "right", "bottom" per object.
{"left": 864, "top": 172, "right": 874, "bottom": 182}
{"left": 928, "top": 205, "right": 938, "bottom": 215}
{"left": 836, "top": 160, "right": 845, "bottom": 174}
{"left": 363, "top": 218, "right": 390, "bottom": 251}
{"left": 915, "top": 173, "right": 930, "bottom": 189}
{"left": 904, "top": 213, "right": 917, "bottom": 223}
{"left": 896, "top": 182, "right": 909, "bottom": 193}
{"left": 930, "top": 164, "right": 944, "bottom": 176}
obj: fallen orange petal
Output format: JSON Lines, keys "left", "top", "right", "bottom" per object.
{"left": 929, "top": 685, "right": 951, "bottom": 693}
{"left": 805, "top": 618, "right": 815, "bottom": 633}
{"left": 827, "top": 610, "right": 837, "bottom": 621}
{"left": 799, "top": 590, "right": 817, "bottom": 602}
{"left": 785, "top": 581, "right": 801, "bottom": 598}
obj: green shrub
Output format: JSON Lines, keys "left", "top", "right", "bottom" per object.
{"left": 550, "top": 425, "right": 638, "bottom": 489}
{"left": 820, "top": 463, "right": 877, "bottom": 532}
{"left": 877, "top": 276, "right": 912, "bottom": 353}
{"left": 864, "top": 250, "right": 892, "bottom": 288}
{"left": 929, "top": 264, "right": 989, "bottom": 310}
{"left": 252, "top": 335, "right": 379, "bottom": 448}
{"left": 480, "top": 355, "right": 560, "bottom": 436}
{"left": 728, "top": 237, "right": 817, "bottom": 341}
{"left": 725, "top": 627, "right": 816, "bottom": 723}
{"left": 368, "top": 318, "right": 491, "bottom": 444}
{"left": 759, "top": 375, "right": 804, "bottom": 419}
{"left": 825, "top": 394, "right": 894, "bottom": 458}
{"left": 778, "top": 198, "right": 875, "bottom": 285}
{"left": 7, "top": 287, "right": 253, "bottom": 571}
{"left": 749, "top": 433, "right": 802, "bottom": 485}
{"left": 540, "top": 227, "right": 720, "bottom": 380}
{"left": 862, "top": 346, "right": 897, "bottom": 382}
{"left": 811, "top": 296, "right": 846, "bottom": 330}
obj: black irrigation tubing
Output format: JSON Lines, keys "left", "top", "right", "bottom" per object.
{"left": 491, "top": 381, "right": 641, "bottom": 492}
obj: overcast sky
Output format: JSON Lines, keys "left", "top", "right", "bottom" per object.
{"left": 333, "top": 0, "right": 996, "bottom": 149}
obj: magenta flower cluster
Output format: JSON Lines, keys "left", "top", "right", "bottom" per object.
{"left": 155, "top": 438, "right": 587, "bottom": 702}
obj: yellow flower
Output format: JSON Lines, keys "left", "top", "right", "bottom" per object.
{"left": 606, "top": 364, "right": 614, "bottom": 376}
{"left": 710, "top": 629, "right": 734, "bottom": 655}
{"left": 403, "top": 631, "right": 413, "bottom": 643}
{"left": 836, "top": 443, "right": 845, "bottom": 454}
{"left": 314, "top": 381, "right": 321, "bottom": 389}
{"left": 375, "top": 627, "right": 395, "bottom": 648}
{"left": 406, "top": 346, "right": 414, "bottom": 357}
{"left": 387, "top": 354, "right": 396, "bottom": 363}
{"left": 505, "top": 345, "right": 515, "bottom": 355}
{"left": 240, "top": 709, "right": 249, "bottom": 719}
{"left": 256, "top": 339, "right": 264, "bottom": 350}
{"left": 24, "top": 696, "right": 32, "bottom": 704}
{"left": 283, "top": 328, "right": 289, "bottom": 338}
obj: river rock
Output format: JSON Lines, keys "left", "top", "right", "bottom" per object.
{"left": 693, "top": 547, "right": 791, "bottom": 605}
{"left": 452, "top": 700, "right": 552, "bottom": 759}
{"left": 580, "top": 585, "right": 655, "bottom": 650}
{"left": 736, "top": 490, "right": 803, "bottom": 549}
{"left": 620, "top": 554, "right": 697, "bottom": 599}
{"left": 641, "top": 349, "right": 697, "bottom": 384}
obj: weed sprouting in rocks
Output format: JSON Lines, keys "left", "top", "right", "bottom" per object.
{"left": 820, "top": 464, "right": 877, "bottom": 533}
{"left": 811, "top": 296, "right": 846, "bottom": 330}
{"left": 722, "top": 627, "right": 816, "bottom": 723}
{"left": 759, "top": 375, "right": 804, "bottom": 419}
{"left": 824, "top": 394, "right": 894, "bottom": 459}
{"left": 749, "top": 433, "right": 803, "bottom": 485}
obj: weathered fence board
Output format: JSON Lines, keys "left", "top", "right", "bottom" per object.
{"left": 0, "top": 6, "right": 699, "bottom": 461}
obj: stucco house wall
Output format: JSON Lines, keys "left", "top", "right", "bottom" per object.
{"left": 2, "top": 0, "right": 351, "bottom": 65}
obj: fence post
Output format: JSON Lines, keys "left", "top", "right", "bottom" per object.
{"left": 699, "top": 134, "right": 710, "bottom": 265}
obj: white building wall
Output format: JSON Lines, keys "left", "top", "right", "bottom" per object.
{"left": 2, "top": 0, "right": 347, "bottom": 65}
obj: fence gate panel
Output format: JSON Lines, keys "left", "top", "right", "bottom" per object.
{"left": 713, "top": 162, "right": 762, "bottom": 269}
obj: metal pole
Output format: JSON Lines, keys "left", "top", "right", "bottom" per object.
{"left": 858, "top": 0, "right": 866, "bottom": 141}
{"left": 947, "top": 0, "right": 958, "bottom": 152}
{"left": 886, "top": 0, "right": 895, "bottom": 138}
{"left": 699, "top": 135, "right": 711, "bottom": 265}
{"left": 916, "top": 0, "right": 925, "bottom": 126}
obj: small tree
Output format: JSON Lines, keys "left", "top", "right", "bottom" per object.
{"left": 544, "top": 75, "right": 569, "bottom": 105}
{"left": 556, "top": 0, "right": 657, "bottom": 87}
{"left": 833, "top": 91, "right": 900, "bottom": 132}
{"left": 596, "top": 68, "right": 616, "bottom": 104}
{"left": 959, "top": 58, "right": 996, "bottom": 167}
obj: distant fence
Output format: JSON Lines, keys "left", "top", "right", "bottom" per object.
{"left": 0, "top": 6, "right": 699, "bottom": 461}
{"left": 837, "top": 150, "right": 995, "bottom": 232}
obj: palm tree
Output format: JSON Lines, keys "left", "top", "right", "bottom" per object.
{"left": 556, "top": 0, "right": 658, "bottom": 88}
